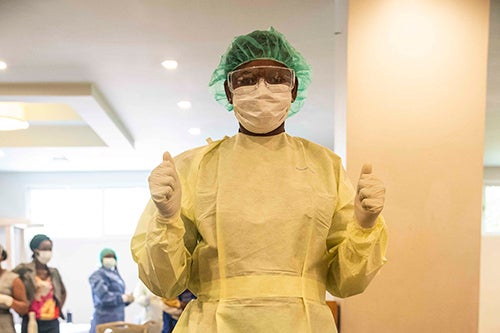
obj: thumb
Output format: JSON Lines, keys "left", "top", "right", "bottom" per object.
{"left": 162, "top": 151, "right": 173, "bottom": 162}
{"left": 360, "top": 163, "right": 372, "bottom": 177}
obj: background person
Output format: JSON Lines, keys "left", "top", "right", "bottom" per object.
{"left": 0, "top": 243, "right": 30, "bottom": 333}
{"left": 14, "top": 234, "right": 67, "bottom": 333}
{"left": 161, "top": 290, "right": 195, "bottom": 333}
{"left": 89, "top": 248, "right": 134, "bottom": 333}
{"left": 133, "top": 280, "right": 164, "bottom": 326}
{"left": 133, "top": 281, "right": 195, "bottom": 333}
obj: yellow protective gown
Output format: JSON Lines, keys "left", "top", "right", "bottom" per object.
{"left": 131, "top": 132, "right": 387, "bottom": 333}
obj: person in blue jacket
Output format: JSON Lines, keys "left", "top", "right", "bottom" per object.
{"left": 88, "top": 248, "right": 134, "bottom": 333}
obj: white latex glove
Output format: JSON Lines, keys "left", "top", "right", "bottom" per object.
{"left": 0, "top": 294, "right": 13, "bottom": 307}
{"left": 148, "top": 152, "right": 182, "bottom": 218}
{"left": 354, "top": 163, "right": 385, "bottom": 228}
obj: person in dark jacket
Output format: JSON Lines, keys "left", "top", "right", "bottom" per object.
{"left": 14, "top": 234, "right": 67, "bottom": 333}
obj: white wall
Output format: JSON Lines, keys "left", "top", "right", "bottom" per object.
{"left": 0, "top": 171, "right": 149, "bottom": 324}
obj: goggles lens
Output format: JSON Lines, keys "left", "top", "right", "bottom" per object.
{"left": 228, "top": 66, "right": 295, "bottom": 91}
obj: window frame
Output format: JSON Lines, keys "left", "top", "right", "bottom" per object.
{"left": 482, "top": 181, "right": 500, "bottom": 236}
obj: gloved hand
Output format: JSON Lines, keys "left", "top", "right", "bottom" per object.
{"left": 121, "top": 293, "right": 134, "bottom": 304}
{"left": 354, "top": 163, "right": 385, "bottom": 228}
{"left": 0, "top": 294, "right": 13, "bottom": 307}
{"left": 148, "top": 152, "right": 182, "bottom": 218}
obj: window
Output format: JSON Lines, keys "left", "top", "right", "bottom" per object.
{"left": 483, "top": 185, "right": 500, "bottom": 235}
{"left": 102, "top": 187, "right": 151, "bottom": 236}
{"left": 27, "top": 187, "right": 150, "bottom": 239}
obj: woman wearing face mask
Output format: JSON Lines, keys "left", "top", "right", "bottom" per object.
{"left": 14, "top": 234, "right": 67, "bottom": 333}
{"left": 0, "top": 244, "right": 30, "bottom": 333}
{"left": 89, "top": 248, "right": 134, "bottom": 333}
{"left": 132, "top": 28, "right": 388, "bottom": 333}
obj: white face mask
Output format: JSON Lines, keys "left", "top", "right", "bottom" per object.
{"left": 102, "top": 257, "right": 117, "bottom": 269}
{"left": 232, "top": 82, "right": 292, "bottom": 134}
{"left": 37, "top": 250, "right": 52, "bottom": 264}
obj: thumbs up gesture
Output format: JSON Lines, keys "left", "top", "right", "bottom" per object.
{"left": 354, "top": 164, "right": 385, "bottom": 228}
{"left": 148, "top": 152, "right": 182, "bottom": 218}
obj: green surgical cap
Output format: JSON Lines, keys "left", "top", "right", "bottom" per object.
{"left": 209, "top": 27, "right": 312, "bottom": 117}
{"left": 99, "top": 248, "right": 117, "bottom": 262}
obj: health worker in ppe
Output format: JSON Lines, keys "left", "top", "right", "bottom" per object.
{"left": 89, "top": 248, "right": 134, "bottom": 333}
{"left": 131, "top": 27, "right": 388, "bottom": 333}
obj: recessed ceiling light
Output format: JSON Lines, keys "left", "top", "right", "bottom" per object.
{"left": 0, "top": 61, "right": 7, "bottom": 70}
{"left": 161, "top": 60, "right": 178, "bottom": 70}
{"left": 177, "top": 101, "right": 191, "bottom": 109}
{"left": 188, "top": 127, "right": 201, "bottom": 136}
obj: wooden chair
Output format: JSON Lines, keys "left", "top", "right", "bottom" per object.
{"left": 96, "top": 320, "right": 162, "bottom": 333}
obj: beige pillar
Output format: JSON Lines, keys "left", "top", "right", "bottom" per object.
{"left": 343, "top": 1, "right": 489, "bottom": 332}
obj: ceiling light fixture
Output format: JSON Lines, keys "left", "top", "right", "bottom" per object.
{"left": 0, "top": 61, "right": 6, "bottom": 70}
{"left": 0, "top": 102, "right": 29, "bottom": 131}
{"left": 177, "top": 101, "right": 191, "bottom": 109}
{"left": 161, "top": 60, "right": 178, "bottom": 70}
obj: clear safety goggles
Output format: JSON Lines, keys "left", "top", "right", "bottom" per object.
{"left": 227, "top": 66, "right": 295, "bottom": 92}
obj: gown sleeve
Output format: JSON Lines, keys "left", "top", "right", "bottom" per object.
{"left": 130, "top": 203, "right": 196, "bottom": 298}
{"left": 325, "top": 162, "right": 388, "bottom": 298}
{"left": 130, "top": 148, "right": 202, "bottom": 299}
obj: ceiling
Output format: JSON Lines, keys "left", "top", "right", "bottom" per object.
{"left": 0, "top": 0, "right": 498, "bottom": 172}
